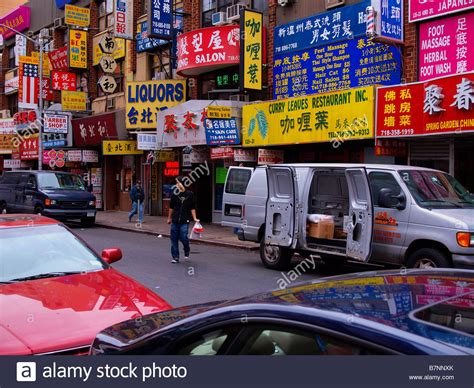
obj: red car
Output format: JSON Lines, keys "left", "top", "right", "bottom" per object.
{"left": 0, "top": 215, "right": 172, "bottom": 355}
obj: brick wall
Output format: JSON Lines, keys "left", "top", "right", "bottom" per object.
{"left": 267, "top": 0, "right": 277, "bottom": 100}
{"left": 0, "top": 46, "right": 9, "bottom": 109}
{"left": 183, "top": 0, "right": 200, "bottom": 99}
{"left": 403, "top": 2, "right": 418, "bottom": 83}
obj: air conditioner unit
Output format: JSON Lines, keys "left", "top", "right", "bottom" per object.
{"left": 0, "top": 110, "right": 11, "bottom": 119}
{"left": 212, "top": 12, "right": 227, "bottom": 26}
{"left": 325, "top": 0, "right": 345, "bottom": 9}
{"left": 227, "top": 4, "right": 246, "bottom": 21}
{"left": 53, "top": 18, "right": 66, "bottom": 29}
{"left": 106, "top": 98, "right": 115, "bottom": 109}
{"left": 229, "top": 94, "right": 249, "bottom": 102}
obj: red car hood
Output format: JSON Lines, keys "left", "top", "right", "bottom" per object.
{"left": 0, "top": 269, "right": 171, "bottom": 355}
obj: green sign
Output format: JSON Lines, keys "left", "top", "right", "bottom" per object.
{"left": 216, "top": 167, "right": 229, "bottom": 184}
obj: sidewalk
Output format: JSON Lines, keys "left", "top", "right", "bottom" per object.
{"left": 95, "top": 211, "right": 259, "bottom": 250}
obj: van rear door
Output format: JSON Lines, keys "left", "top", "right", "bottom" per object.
{"left": 265, "top": 166, "right": 297, "bottom": 247}
{"left": 345, "top": 168, "right": 373, "bottom": 261}
{"left": 222, "top": 167, "right": 254, "bottom": 228}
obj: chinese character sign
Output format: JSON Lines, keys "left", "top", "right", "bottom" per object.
{"left": 65, "top": 4, "right": 90, "bottom": 27}
{"left": 43, "top": 113, "right": 69, "bottom": 134}
{"left": 243, "top": 86, "right": 375, "bottom": 147}
{"left": 102, "top": 140, "right": 143, "bottom": 155}
{"left": 242, "top": 10, "right": 264, "bottom": 91}
{"left": 126, "top": 80, "right": 186, "bottom": 129}
{"left": 148, "top": 0, "right": 173, "bottom": 40}
{"left": 61, "top": 90, "right": 87, "bottom": 111}
{"left": 48, "top": 47, "right": 69, "bottom": 71}
{"left": 419, "top": 13, "right": 473, "bottom": 81}
{"left": 204, "top": 118, "right": 240, "bottom": 145}
{"left": 51, "top": 71, "right": 77, "bottom": 91}
{"left": 114, "top": 0, "right": 133, "bottom": 40}
{"left": 0, "top": 6, "right": 30, "bottom": 39}
{"left": 136, "top": 21, "right": 164, "bottom": 52}
{"left": 376, "top": 0, "right": 403, "bottom": 43}
{"left": 69, "top": 29, "right": 87, "bottom": 69}
{"left": 376, "top": 73, "right": 474, "bottom": 138}
{"left": 409, "top": 0, "right": 473, "bottom": 22}
{"left": 72, "top": 112, "right": 117, "bottom": 147}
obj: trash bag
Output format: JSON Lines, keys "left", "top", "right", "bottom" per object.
{"left": 190, "top": 221, "right": 203, "bottom": 239}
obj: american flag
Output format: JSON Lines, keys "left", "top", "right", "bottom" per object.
{"left": 19, "top": 63, "right": 39, "bottom": 109}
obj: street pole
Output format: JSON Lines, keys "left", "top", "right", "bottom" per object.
{"left": 38, "top": 35, "right": 44, "bottom": 170}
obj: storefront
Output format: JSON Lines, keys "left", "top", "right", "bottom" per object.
{"left": 0, "top": 118, "right": 16, "bottom": 173}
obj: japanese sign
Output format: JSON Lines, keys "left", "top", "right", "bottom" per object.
{"left": 51, "top": 71, "right": 76, "bottom": 91}
{"left": 48, "top": 47, "right": 69, "bottom": 71}
{"left": 274, "top": 37, "right": 401, "bottom": 99}
{"left": 204, "top": 118, "right": 240, "bottom": 146}
{"left": 19, "top": 136, "right": 39, "bottom": 160}
{"left": 126, "top": 80, "right": 186, "bottom": 129}
{"left": 419, "top": 13, "right": 472, "bottom": 81}
{"left": 242, "top": 10, "right": 263, "bottom": 91}
{"left": 207, "top": 106, "right": 231, "bottom": 119}
{"left": 274, "top": 0, "right": 369, "bottom": 55}
{"left": 61, "top": 90, "right": 87, "bottom": 111}
{"left": 177, "top": 26, "right": 240, "bottom": 77}
{"left": 376, "top": 73, "right": 474, "bottom": 138}
{"left": 409, "top": 0, "right": 473, "bottom": 22}
{"left": 72, "top": 113, "right": 117, "bottom": 147}
{"left": 0, "top": 6, "right": 30, "bottom": 39}
{"left": 15, "top": 34, "right": 27, "bottom": 67}
{"left": 148, "top": 0, "right": 173, "bottom": 40}
{"left": 69, "top": 29, "right": 87, "bottom": 69}
{"left": 103, "top": 140, "right": 143, "bottom": 155}
{"left": 93, "top": 36, "right": 125, "bottom": 65}
{"left": 137, "top": 133, "right": 158, "bottom": 150}
{"left": 210, "top": 147, "right": 234, "bottom": 160}
{"left": 258, "top": 149, "right": 284, "bottom": 165}
{"left": 233, "top": 148, "right": 257, "bottom": 162}
{"left": 243, "top": 86, "right": 375, "bottom": 147}
{"left": 373, "top": 0, "right": 404, "bottom": 43}
{"left": 65, "top": 4, "right": 90, "bottom": 27}
{"left": 113, "top": 0, "right": 133, "bottom": 40}
{"left": 43, "top": 113, "right": 69, "bottom": 134}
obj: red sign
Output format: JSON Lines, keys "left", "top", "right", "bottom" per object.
{"left": 376, "top": 73, "right": 474, "bottom": 138}
{"left": 177, "top": 26, "right": 240, "bottom": 77}
{"left": 38, "top": 77, "right": 54, "bottom": 101}
{"left": 258, "top": 149, "right": 284, "bottom": 165}
{"left": 210, "top": 147, "right": 234, "bottom": 160}
{"left": 14, "top": 110, "right": 37, "bottom": 125}
{"left": 48, "top": 47, "right": 69, "bottom": 71}
{"left": 51, "top": 71, "right": 77, "bottom": 91}
{"left": 375, "top": 140, "right": 407, "bottom": 157}
{"left": 72, "top": 113, "right": 117, "bottom": 147}
{"left": 20, "top": 137, "right": 39, "bottom": 160}
{"left": 164, "top": 161, "right": 180, "bottom": 176}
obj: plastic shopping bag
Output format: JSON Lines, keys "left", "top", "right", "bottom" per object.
{"left": 190, "top": 221, "right": 204, "bottom": 239}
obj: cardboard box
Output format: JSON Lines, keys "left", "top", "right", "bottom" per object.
{"left": 308, "top": 220, "right": 335, "bottom": 239}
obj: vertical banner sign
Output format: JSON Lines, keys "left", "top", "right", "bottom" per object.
{"left": 148, "top": 0, "right": 173, "bottom": 40}
{"left": 372, "top": 0, "right": 404, "bottom": 44}
{"left": 409, "top": 0, "right": 473, "bottom": 22}
{"left": 15, "top": 34, "right": 27, "bottom": 67}
{"left": 114, "top": 0, "right": 133, "bottom": 40}
{"left": 241, "top": 10, "right": 263, "bottom": 91}
{"left": 69, "top": 29, "right": 87, "bottom": 69}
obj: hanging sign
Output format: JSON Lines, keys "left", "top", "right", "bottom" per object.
{"left": 99, "top": 55, "right": 117, "bottom": 73}
{"left": 204, "top": 118, "right": 240, "bottom": 145}
{"left": 43, "top": 113, "right": 69, "bottom": 134}
{"left": 65, "top": 4, "right": 90, "bottom": 27}
{"left": 241, "top": 10, "right": 264, "bottom": 91}
{"left": 61, "top": 90, "right": 87, "bottom": 111}
{"left": 148, "top": 0, "right": 173, "bottom": 40}
{"left": 258, "top": 149, "right": 284, "bottom": 165}
{"left": 98, "top": 75, "right": 118, "bottom": 94}
{"left": 51, "top": 71, "right": 77, "bottom": 91}
{"left": 114, "top": 0, "right": 133, "bottom": 40}
{"left": 409, "top": 0, "right": 473, "bottom": 22}
{"left": 48, "top": 47, "right": 69, "bottom": 71}
{"left": 69, "top": 29, "right": 87, "bottom": 69}
{"left": 103, "top": 140, "right": 143, "bottom": 155}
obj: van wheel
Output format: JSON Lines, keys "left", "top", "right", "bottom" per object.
{"left": 406, "top": 248, "right": 451, "bottom": 269}
{"left": 81, "top": 217, "right": 96, "bottom": 227}
{"left": 260, "top": 241, "right": 293, "bottom": 270}
{"left": 34, "top": 206, "right": 43, "bottom": 215}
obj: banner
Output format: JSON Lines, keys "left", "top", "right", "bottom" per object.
{"left": 61, "top": 90, "right": 87, "bottom": 111}
{"left": 69, "top": 29, "right": 87, "bottom": 69}
{"left": 409, "top": 0, "right": 473, "bottom": 22}
{"left": 243, "top": 86, "right": 375, "bottom": 147}
{"left": 204, "top": 118, "right": 240, "bottom": 145}
{"left": 65, "top": 4, "right": 90, "bottom": 27}
{"left": 72, "top": 112, "right": 117, "bottom": 147}
{"left": 125, "top": 80, "right": 186, "bottom": 129}
{"left": 48, "top": 47, "right": 69, "bottom": 71}
{"left": 0, "top": 6, "right": 30, "bottom": 39}
{"left": 51, "top": 71, "right": 77, "bottom": 91}
{"left": 137, "top": 133, "right": 158, "bottom": 150}
{"left": 103, "top": 140, "right": 143, "bottom": 155}
{"left": 242, "top": 10, "right": 263, "bottom": 91}
{"left": 376, "top": 73, "right": 474, "bottom": 138}
{"left": 114, "top": 0, "right": 133, "bottom": 40}
{"left": 419, "top": 13, "right": 473, "bottom": 81}
{"left": 19, "top": 136, "right": 39, "bottom": 160}
{"left": 148, "top": 0, "right": 173, "bottom": 40}
{"left": 372, "top": 0, "right": 404, "bottom": 43}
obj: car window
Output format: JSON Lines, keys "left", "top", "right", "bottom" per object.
{"left": 369, "top": 172, "right": 402, "bottom": 207}
{"left": 225, "top": 169, "right": 252, "bottom": 195}
{"left": 174, "top": 327, "right": 239, "bottom": 355}
{"left": 237, "top": 326, "right": 381, "bottom": 355}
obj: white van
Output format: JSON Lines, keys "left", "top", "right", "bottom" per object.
{"left": 222, "top": 164, "right": 474, "bottom": 270}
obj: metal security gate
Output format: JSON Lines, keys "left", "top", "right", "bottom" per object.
{"left": 409, "top": 140, "right": 453, "bottom": 175}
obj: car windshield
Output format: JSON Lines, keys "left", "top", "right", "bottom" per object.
{"left": 38, "top": 173, "right": 86, "bottom": 190}
{"left": 400, "top": 170, "right": 474, "bottom": 209}
{"left": 0, "top": 224, "right": 106, "bottom": 283}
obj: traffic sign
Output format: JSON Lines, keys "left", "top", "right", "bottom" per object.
{"left": 98, "top": 75, "right": 118, "bottom": 94}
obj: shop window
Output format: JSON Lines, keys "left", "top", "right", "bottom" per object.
{"left": 99, "top": 0, "right": 114, "bottom": 30}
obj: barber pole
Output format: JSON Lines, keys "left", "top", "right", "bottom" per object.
{"left": 366, "top": 6, "right": 376, "bottom": 39}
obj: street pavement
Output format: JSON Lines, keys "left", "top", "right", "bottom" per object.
{"left": 74, "top": 225, "right": 381, "bottom": 308}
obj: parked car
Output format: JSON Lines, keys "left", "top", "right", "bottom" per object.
{"left": 0, "top": 170, "right": 97, "bottom": 226}
{"left": 222, "top": 164, "right": 474, "bottom": 270}
{"left": 0, "top": 215, "right": 172, "bottom": 355}
{"left": 91, "top": 269, "right": 474, "bottom": 355}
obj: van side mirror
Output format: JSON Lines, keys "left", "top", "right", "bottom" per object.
{"left": 378, "top": 188, "right": 406, "bottom": 210}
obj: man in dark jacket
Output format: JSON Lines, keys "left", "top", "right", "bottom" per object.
{"left": 167, "top": 176, "right": 199, "bottom": 263}
{"left": 128, "top": 179, "right": 145, "bottom": 223}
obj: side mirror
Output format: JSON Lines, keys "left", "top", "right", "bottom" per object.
{"left": 378, "top": 188, "right": 406, "bottom": 210}
{"left": 101, "top": 248, "right": 123, "bottom": 264}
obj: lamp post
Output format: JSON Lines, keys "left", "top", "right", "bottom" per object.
{"left": 0, "top": 24, "right": 50, "bottom": 170}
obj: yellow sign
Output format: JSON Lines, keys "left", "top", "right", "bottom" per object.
{"left": 93, "top": 35, "right": 125, "bottom": 65}
{"left": 0, "top": 134, "right": 15, "bottom": 154}
{"left": 207, "top": 106, "right": 231, "bottom": 119}
{"left": 103, "top": 141, "right": 143, "bottom": 155}
{"left": 69, "top": 29, "right": 87, "bottom": 69}
{"left": 65, "top": 4, "right": 90, "bottom": 27}
{"left": 61, "top": 91, "right": 87, "bottom": 111}
{"left": 125, "top": 80, "right": 187, "bottom": 130}
{"left": 243, "top": 10, "right": 263, "bottom": 91}
{"left": 155, "top": 150, "right": 176, "bottom": 162}
{"left": 21, "top": 54, "right": 50, "bottom": 76}
{"left": 243, "top": 86, "right": 375, "bottom": 147}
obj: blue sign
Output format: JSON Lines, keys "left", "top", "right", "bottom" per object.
{"left": 204, "top": 118, "right": 240, "bottom": 146}
{"left": 273, "top": 37, "right": 401, "bottom": 100}
{"left": 55, "top": 0, "right": 76, "bottom": 9}
{"left": 136, "top": 21, "right": 164, "bottom": 52}
{"left": 380, "top": 0, "right": 403, "bottom": 42}
{"left": 148, "top": 0, "right": 173, "bottom": 40}
{"left": 43, "top": 140, "right": 67, "bottom": 148}
{"left": 274, "top": 0, "right": 370, "bottom": 55}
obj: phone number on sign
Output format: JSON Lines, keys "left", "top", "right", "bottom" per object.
{"left": 379, "top": 128, "right": 415, "bottom": 137}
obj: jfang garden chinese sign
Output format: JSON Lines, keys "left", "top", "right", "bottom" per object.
{"left": 243, "top": 86, "right": 375, "bottom": 147}
{"left": 376, "top": 73, "right": 474, "bottom": 139}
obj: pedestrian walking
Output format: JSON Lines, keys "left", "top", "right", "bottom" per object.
{"left": 128, "top": 179, "right": 145, "bottom": 223}
{"left": 167, "top": 176, "right": 199, "bottom": 264}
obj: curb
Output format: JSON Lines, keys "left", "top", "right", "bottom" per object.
{"left": 95, "top": 222, "right": 260, "bottom": 251}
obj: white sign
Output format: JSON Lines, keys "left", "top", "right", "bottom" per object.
{"left": 67, "top": 150, "right": 82, "bottom": 162}
{"left": 0, "top": 118, "right": 15, "bottom": 134}
{"left": 5, "top": 76, "right": 19, "bottom": 94}
{"left": 15, "top": 34, "right": 27, "bottom": 67}
{"left": 44, "top": 113, "right": 69, "bottom": 134}
{"left": 113, "top": 0, "right": 133, "bottom": 40}
{"left": 138, "top": 133, "right": 158, "bottom": 150}
{"left": 234, "top": 149, "right": 257, "bottom": 162}
{"left": 83, "top": 150, "right": 99, "bottom": 163}
{"left": 3, "top": 159, "right": 21, "bottom": 169}
{"left": 98, "top": 75, "right": 118, "bottom": 94}
{"left": 258, "top": 149, "right": 284, "bottom": 165}
{"left": 91, "top": 168, "right": 102, "bottom": 186}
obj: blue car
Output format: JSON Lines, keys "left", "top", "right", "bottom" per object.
{"left": 91, "top": 269, "right": 474, "bottom": 355}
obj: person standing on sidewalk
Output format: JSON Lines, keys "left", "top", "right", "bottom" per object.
{"left": 128, "top": 179, "right": 145, "bottom": 223}
{"left": 167, "top": 176, "right": 199, "bottom": 264}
